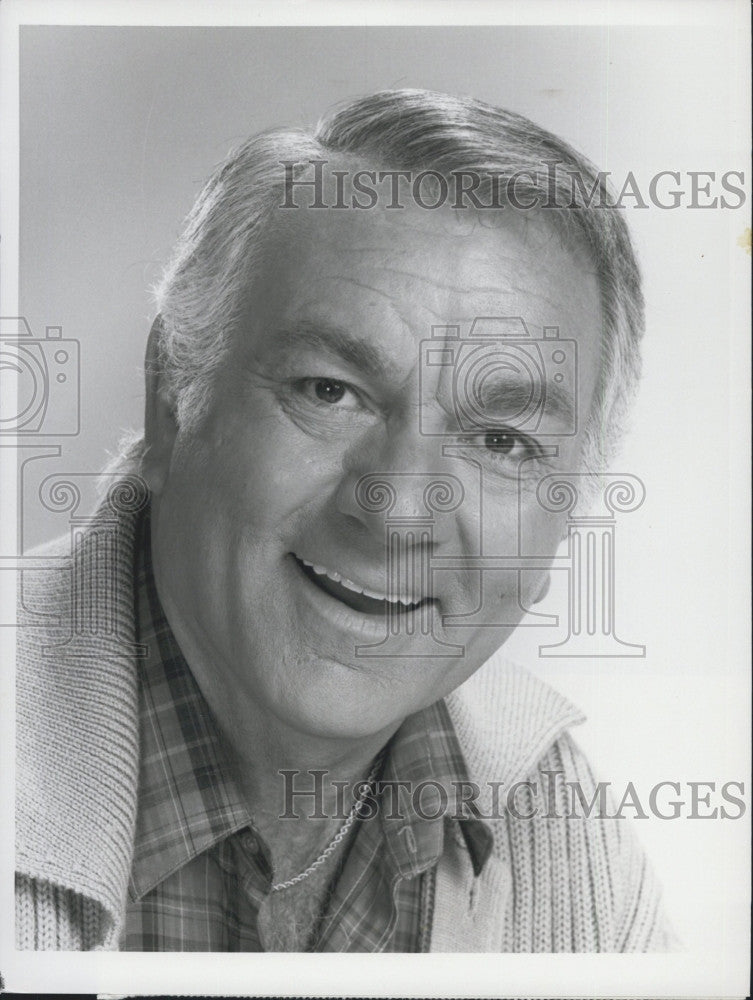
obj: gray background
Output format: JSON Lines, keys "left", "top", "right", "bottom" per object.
{"left": 19, "top": 25, "right": 628, "bottom": 543}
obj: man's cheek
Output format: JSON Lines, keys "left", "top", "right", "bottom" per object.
{"left": 514, "top": 503, "right": 566, "bottom": 557}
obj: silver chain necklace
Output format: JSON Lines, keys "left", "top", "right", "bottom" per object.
{"left": 270, "top": 750, "right": 384, "bottom": 893}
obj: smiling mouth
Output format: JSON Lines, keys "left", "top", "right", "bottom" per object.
{"left": 292, "top": 555, "right": 433, "bottom": 617}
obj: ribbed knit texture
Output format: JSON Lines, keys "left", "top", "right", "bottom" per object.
{"left": 16, "top": 489, "right": 144, "bottom": 951}
{"left": 432, "top": 670, "right": 676, "bottom": 952}
{"left": 16, "top": 486, "right": 677, "bottom": 951}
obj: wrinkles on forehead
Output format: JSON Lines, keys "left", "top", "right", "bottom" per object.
{"left": 257, "top": 203, "right": 593, "bottom": 310}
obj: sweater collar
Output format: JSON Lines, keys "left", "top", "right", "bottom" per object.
{"left": 16, "top": 480, "right": 149, "bottom": 936}
{"left": 445, "top": 652, "right": 586, "bottom": 815}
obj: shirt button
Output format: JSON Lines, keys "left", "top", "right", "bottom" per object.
{"left": 241, "top": 830, "right": 259, "bottom": 854}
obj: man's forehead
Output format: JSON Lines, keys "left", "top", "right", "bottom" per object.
{"left": 267, "top": 195, "right": 579, "bottom": 264}
{"left": 255, "top": 201, "right": 601, "bottom": 336}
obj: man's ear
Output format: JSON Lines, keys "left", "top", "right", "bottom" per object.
{"left": 142, "top": 315, "right": 178, "bottom": 496}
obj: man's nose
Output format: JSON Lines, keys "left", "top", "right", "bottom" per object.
{"left": 334, "top": 422, "right": 465, "bottom": 545}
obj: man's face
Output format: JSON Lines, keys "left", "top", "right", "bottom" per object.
{"left": 147, "top": 201, "right": 602, "bottom": 746}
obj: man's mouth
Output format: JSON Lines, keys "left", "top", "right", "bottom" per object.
{"left": 292, "top": 555, "right": 433, "bottom": 617}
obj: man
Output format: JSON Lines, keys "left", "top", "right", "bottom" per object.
{"left": 16, "top": 89, "right": 674, "bottom": 951}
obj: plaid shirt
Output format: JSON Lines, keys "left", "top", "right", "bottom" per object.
{"left": 123, "top": 511, "right": 492, "bottom": 951}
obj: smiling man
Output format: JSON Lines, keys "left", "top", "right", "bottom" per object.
{"left": 16, "top": 89, "right": 675, "bottom": 952}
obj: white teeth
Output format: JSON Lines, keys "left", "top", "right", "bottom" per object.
{"left": 299, "top": 556, "right": 420, "bottom": 606}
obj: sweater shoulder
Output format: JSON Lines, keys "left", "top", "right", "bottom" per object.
{"left": 445, "top": 655, "right": 586, "bottom": 790}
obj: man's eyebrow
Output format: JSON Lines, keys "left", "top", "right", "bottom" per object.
{"left": 477, "top": 371, "right": 576, "bottom": 424}
{"left": 270, "top": 321, "right": 400, "bottom": 380}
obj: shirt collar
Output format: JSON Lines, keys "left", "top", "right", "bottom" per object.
{"left": 130, "top": 510, "right": 492, "bottom": 899}
{"left": 380, "top": 697, "right": 494, "bottom": 880}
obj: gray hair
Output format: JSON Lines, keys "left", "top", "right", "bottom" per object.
{"left": 117, "top": 89, "right": 643, "bottom": 480}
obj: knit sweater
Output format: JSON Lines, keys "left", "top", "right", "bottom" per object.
{"left": 16, "top": 490, "right": 676, "bottom": 951}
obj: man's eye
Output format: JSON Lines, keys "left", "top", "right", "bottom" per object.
{"left": 295, "top": 377, "right": 363, "bottom": 411}
{"left": 484, "top": 430, "right": 517, "bottom": 454}
{"left": 482, "top": 428, "right": 537, "bottom": 457}
{"left": 313, "top": 378, "right": 347, "bottom": 404}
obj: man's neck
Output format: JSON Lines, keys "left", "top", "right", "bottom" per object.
{"left": 225, "top": 711, "right": 389, "bottom": 799}
{"left": 211, "top": 699, "right": 396, "bottom": 881}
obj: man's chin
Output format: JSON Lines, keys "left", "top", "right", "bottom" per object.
{"left": 250, "top": 644, "right": 432, "bottom": 743}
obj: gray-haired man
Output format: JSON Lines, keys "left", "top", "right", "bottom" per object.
{"left": 17, "top": 89, "right": 675, "bottom": 952}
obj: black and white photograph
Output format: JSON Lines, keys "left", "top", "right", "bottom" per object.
{"left": 0, "top": 1, "right": 750, "bottom": 996}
